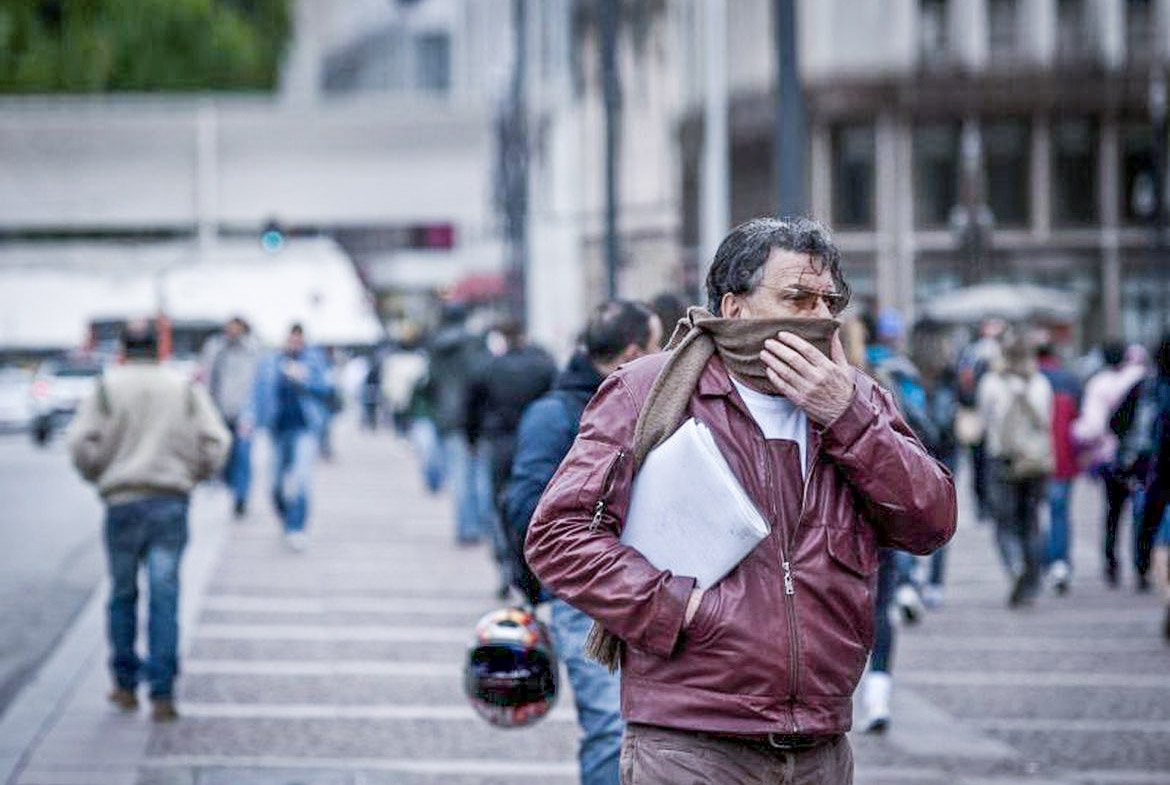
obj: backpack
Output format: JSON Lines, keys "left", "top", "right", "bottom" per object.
{"left": 997, "top": 381, "right": 1054, "bottom": 479}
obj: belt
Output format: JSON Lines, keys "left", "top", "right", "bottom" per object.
{"left": 700, "top": 730, "right": 837, "bottom": 754}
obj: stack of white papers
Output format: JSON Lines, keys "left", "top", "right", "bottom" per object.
{"left": 621, "top": 418, "right": 770, "bottom": 588}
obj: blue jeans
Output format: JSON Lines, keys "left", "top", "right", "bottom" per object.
{"left": 105, "top": 496, "right": 189, "bottom": 699}
{"left": 409, "top": 418, "right": 444, "bottom": 493}
{"left": 224, "top": 419, "right": 252, "bottom": 507}
{"left": 441, "top": 432, "right": 493, "bottom": 543}
{"left": 1046, "top": 478, "right": 1072, "bottom": 567}
{"left": 271, "top": 429, "right": 318, "bottom": 533}
{"left": 870, "top": 549, "right": 898, "bottom": 674}
{"left": 549, "top": 599, "right": 623, "bottom": 785}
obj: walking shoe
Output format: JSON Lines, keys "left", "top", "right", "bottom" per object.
{"left": 1104, "top": 562, "right": 1119, "bottom": 588}
{"left": 921, "top": 584, "right": 945, "bottom": 610}
{"left": 108, "top": 687, "right": 138, "bottom": 712}
{"left": 285, "top": 531, "right": 308, "bottom": 552}
{"left": 1136, "top": 573, "right": 1152, "bottom": 593}
{"left": 895, "top": 584, "right": 925, "bottom": 625}
{"left": 861, "top": 671, "right": 892, "bottom": 734}
{"left": 233, "top": 499, "right": 247, "bottom": 519}
{"left": 151, "top": 698, "right": 179, "bottom": 722}
{"left": 1163, "top": 605, "right": 1170, "bottom": 643}
{"left": 1048, "top": 561, "right": 1071, "bottom": 596}
{"left": 1008, "top": 573, "right": 1034, "bottom": 608}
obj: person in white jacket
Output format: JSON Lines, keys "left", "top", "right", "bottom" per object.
{"left": 68, "top": 322, "right": 229, "bottom": 722}
{"left": 978, "top": 334, "right": 1053, "bottom": 607}
{"left": 1072, "top": 342, "right": 1149, "bottom": 587}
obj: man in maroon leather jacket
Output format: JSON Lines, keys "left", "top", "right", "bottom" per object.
{"left": 525, "top": 217, "right": 956, "bottom": 784}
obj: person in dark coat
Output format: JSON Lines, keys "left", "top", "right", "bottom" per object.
{"left": 502, "top": 299, "right": 661, "bottom": 785}
{"left": 466, "top": 317, "right": 557, "bottom": 596}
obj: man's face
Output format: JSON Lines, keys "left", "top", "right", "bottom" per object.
{"left": 285, "top": 331, "right": 305, "bottom": 355}
{"left": 721, "top": 248, "right": 842, "bottom": 320}
{"left": 225, "top": 321, "right": 245, "bottom": 341}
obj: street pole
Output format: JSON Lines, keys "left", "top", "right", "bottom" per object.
{"left": 1149, "top": 69, "right": 1168, "bottom": 333}
{"left": 600, "top": 0, "right": 621, "bottom": 299}
{"left": 701, "top": 0, "right": 730, "bottom": 270}
{"left": 774, "top": 0, "right": 806, "bottom": 216}
{"left": 503, "top": 0, "right": 529, "bottom": 325}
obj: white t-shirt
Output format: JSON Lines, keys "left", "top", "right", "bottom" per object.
{"left": 731, "top": 378, "right": 809, "bottom": 478}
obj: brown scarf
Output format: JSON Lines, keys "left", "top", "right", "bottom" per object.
{"left": 584, "top": 307, "right": 839, "bottom": 670}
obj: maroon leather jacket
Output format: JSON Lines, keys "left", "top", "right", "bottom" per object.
{"left": 526, "top": 352, "right": 956, "bottom": 737}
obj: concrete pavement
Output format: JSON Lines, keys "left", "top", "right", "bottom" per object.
{"left": 2, "top": 422, "right": 1168, "bottom": 785}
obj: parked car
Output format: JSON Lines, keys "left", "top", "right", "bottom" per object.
{"left": 30, "top": 359, "right": 103, "bottom": 446}
{"left": 0, "top": 367, "right": 34, "bottom": 433}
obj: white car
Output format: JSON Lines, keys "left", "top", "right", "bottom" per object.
{"left": 0, "top": 367, "right": 33, "bottom": 433}
{"left": 30, "top": 359, "right": 103, "bottom": 445}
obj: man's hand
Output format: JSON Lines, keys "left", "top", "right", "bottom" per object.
{"left": 760, "top": 330, "right": 856, "bottom": 426}
{"left": 684, "top": 587, "right": 705, "bottom": 627}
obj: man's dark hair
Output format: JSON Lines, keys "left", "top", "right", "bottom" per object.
{"left": 584, "top": 300, "right": 654, "bottom": 365}
{"left": 121, "top": 321, "right": 158, "bottom": 359}
{"left": 649, "top": 292, "right": 689, "bottom": 347}
{"left": 289, "top": 323, "right": 304, "bottom": 337}
{"left": 705, "top": 216, "right": 849, "bottom": 316}
{"left": 1156, "top": 333, "right": 1170, "bottom": 378}
{"left": 1036, "top": 344, "right": 1057, "bottom": 361}
{"left": 1101, "top": 340, "right": 1125, "bottom": 368}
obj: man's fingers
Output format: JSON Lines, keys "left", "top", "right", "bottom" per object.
{"left": 764, "top": 337, "right": 815, "bottom": 374}
{"left": 777, "top": 332, "right": 833, "bottom": 368}
{"left": 764, "top": 367, "right": 797, "bottom": 397}
{"left": 760, "top": 347, "right": 806, "bottom": 387}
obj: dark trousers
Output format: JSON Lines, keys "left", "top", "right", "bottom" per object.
{"left": 1136, "top": 469, "right": 1170, "bottom": 577}
{"left": 870, "top": 548, "right": 898, "bottom": 674}
{"left": 990, "top": 460, "right": 1046, "bottom": 599}
{"left": 1102, "top": 469, "right": 1132, "bottom": 576}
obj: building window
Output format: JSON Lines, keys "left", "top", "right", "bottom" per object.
{"left": 1056, "top": 0, "right": 1089, "bottom": 63}
{"left": 914, "top": 123, "right": 961, "bottom": 228}
{"left": 1051, "top": 118, "right": 1099, "bottom": 226}
{"left": 988, "top": 0, "right": 1019, "bottom": 58}
{"left": 984, "top": 119, "right": 1030, "bottom": 227}
{"left": 831, "top": 125, "right": 876, "bottom": 229}
{"left": 415, "top": 32, "right": 450, "bottom": 93}
{"left": 1127, "top": 0, "right": 1155, "bottom": 63}
{"left": 920, "top": 0, "right": 949, "bottom": 64}
{"left": 1122, "top": 122, "right": 1159, "bottom": 224}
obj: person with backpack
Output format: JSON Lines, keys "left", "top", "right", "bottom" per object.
{"left": 1036, "top": 344, "right": 1082, "bottom": 594}
{"left": 502, "top": 300, "right": 661, "bottom": 785}
{"left": 977, "top": 333, "right": 1054, "bottom": 607}
{"left": 1072, "top": 341, "right": 1149, "bottom": 587}
{"left": 67, "top": 322, "right": 230, "bottom": 721}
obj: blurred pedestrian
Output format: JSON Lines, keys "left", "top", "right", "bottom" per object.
{"left": 1036, "top": 344, "right": 1082, "bottom": 594}
{"left": 503, "top": 300, "right": 660, "bottom": 785}
{"left": 67, "top": 322, "right": 229, "bottom": 721}
{"left": 466, "top": 317, "right": 557, "bottom": 597}
{"left": 978, "top": 333, "right": 1054, "bottom": 607}
{"left": 526, "top": 217, "right": 956, "bottom": 783}
{"left": 198, "top": 316, "right": 261, "bottom": 518}
{"left": 426, "top": 303, "right": 494, "bottom": 545}
{"left": 860, "top": 310, "right": 957, "bottom": 733}
{"left": 649, "top": 291, "right": 688, "bottom": 348}
{"left": 317, "top": 347, "right": 342, "bottom": 461}
{"left": 1072, "top": 341, "right": 1148, "bottom": 587}
{"left": 248, "top": 324, "right": 335, "bottom": 551}
{"left": 1124, "top": 334, "right": 1170, "bottom": 610}
{"left": 956, "top": 319, "right": 1005, "bottom": 522}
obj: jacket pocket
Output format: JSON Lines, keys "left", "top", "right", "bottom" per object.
{"left": 682, "top": 580, "right": 723, "bottom": 646}
{"left": 574, "top": 443, "right": 627, "bottom": 530}
{"left": 826, "top": 525, "right": 878, "bottom": 578}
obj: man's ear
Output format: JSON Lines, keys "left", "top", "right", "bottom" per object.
{"left": 721, "top": 291, "right": 745, "bottom": 319}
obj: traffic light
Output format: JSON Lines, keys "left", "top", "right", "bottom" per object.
{"left": 261, "top": 219, "right": 285, "bottom": 254}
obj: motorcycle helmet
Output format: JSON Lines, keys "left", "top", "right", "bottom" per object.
{"left": 464, "top": 607, "right": 559, "bottom": 728}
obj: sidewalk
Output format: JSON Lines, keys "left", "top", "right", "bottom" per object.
{"left": 2, "top": 422, "right": 1168, "bottom": 785}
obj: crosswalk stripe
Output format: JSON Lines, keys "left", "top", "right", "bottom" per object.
{"left": 176, "top": 702, "right": 576, "bottom": 721}
{"left": 184, "top": 659, "right": 462, "bottom": 676}
{"left": 903, "top": 671, "right": 1170, "bottom": 689}
{"left": 195, "top": 624, "right": 470, "bottom": 642}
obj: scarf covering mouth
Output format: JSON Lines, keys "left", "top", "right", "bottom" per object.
{"left": 584, "top": 306, "right": 839, "bottom": 670}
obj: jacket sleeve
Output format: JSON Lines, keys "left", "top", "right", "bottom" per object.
{"left": 66, "top": 390, "right": 116, "bottom": 483}
{"left": 524, "top": 373, "right": 695, "bottom": 658}
{"left": 819, "top": 371, "right": 957, "bottom": 555}
{"left": 190, "top": 384, "right": 232, "bottom": 481}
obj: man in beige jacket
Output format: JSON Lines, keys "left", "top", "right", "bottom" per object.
{"left": 68, "top": 322, "right": 229, "bottom": 721}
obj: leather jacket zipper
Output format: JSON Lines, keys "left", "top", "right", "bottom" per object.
{"left": 761, "top": 440, "right": 802, "bottom": 734}
{"left": 590, "top": 449, "right": 626, "bottom": 530}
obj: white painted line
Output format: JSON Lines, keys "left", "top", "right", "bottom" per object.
{"left": 196, "top": 624, "right": 469, "bottom": 642}
{"left": 905, "top": 637, "right": 1166, "bottom": 653}
{"left": 970, "top": 718, "right": 1170, "bottom": 733}
{"left": 140, "top": 756, "right": 577, "bottom": 776}
{"left": 177, "top": 703, "right": 575, "bottom": 721}
{"left": 184, "top": 660, "right": 461, "bottom": 677}
{"left": 903, "top": 671, "right": 1170, "bottom": 689}
{"left": 201, "top": 595, "right": 491, "bottom": 615}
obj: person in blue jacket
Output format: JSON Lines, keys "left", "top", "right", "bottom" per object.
{"left": 246, "top": 323, "right": 335, "bottom": 551}
{"left": 502, "top": 300, "right": 661, "bottom": 785}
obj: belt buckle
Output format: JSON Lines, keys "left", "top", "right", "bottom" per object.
{"left": 766, "top": 732, "right": 815, "bottom": 751}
